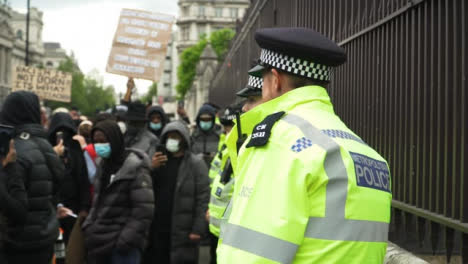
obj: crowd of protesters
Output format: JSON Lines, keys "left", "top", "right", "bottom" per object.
{"left": 0, "top": 88, "right": 233, "bottom": 264}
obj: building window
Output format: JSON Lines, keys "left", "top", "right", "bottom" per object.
{"left": 182, "top": 6, "right": 190, "bottom": 16}
{"left": 198, "top": 25, "right": 206, "bottom": 37}
{"left": 182, "top": 27, "right": 189, "bottom": 41}
{"left": 215, "top": 7, "right": 223, "bottom": 17}
{"left": 199, "top": 5, "right": 205, "bottom": 16}
{"left": 46, "top": 61, "right": 53, "bottom": 67}
{"left": 16, "top": 30, "right": 23, "bottom": 40}
{"left": 230, "top": 8, "right": 238, "bottom": 18}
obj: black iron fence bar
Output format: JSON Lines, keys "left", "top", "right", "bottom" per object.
{"left": 393, "top": 200, "right": 468, "bottom": 234}
{"left": 338, "top": 0, "right": 426, "bottom": 46}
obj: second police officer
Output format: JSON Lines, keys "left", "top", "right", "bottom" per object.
{"left": 207, "top": 73, "right": 264, "bottom": 263}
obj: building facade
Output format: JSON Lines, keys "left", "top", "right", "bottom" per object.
{"left": 43, "top": 42, "right": 67, "bottom": 69}
{"left": 176, "top": 0, "right": 250, "bottom": 54}
{"left": 160, "top": 32, "right": 179, "bottom": 100}
{"left": 0, "top": 4, "right": 44, "bottom": 102}
{"left": 185, "top": 43, "right": 217, "bottom": 122}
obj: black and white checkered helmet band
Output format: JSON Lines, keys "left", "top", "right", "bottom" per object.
{"left": 260, "top": 49, "right": 332, "bottom": 81}
{"left": 246, "top": 75, "right": 263, "bottom": 89}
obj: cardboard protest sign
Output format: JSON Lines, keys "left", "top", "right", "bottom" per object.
{"left": 11, "top": 66, "right": 72, "bottom": 102}
{"left": 106, "top": 9, "right": 175, "bottom": 82}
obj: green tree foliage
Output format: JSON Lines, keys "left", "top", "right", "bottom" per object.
{"left": 209, "top": 28, "right": 235, "bottom": 59}
{"left": 46, "top": 56, "right": 115, "bottom": 116}
{"left": 176, "top": 28, "right": 236, "bottom": 98}
{"left": 176, "top": 37, "right": 207, "bottom": 98}
{"left": 140, "top": 82, "right": 158, "bottom": 104}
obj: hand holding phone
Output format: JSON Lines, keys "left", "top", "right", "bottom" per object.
{"left": 152, "top": 152, "right": 168, "bottom": 169}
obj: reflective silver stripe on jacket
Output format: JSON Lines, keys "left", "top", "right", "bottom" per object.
{"left": 210, "top": 216, "right": 222, "bottom": 228}
{"left": 221, "top": 223, "right": 299, "bottom": 264}
{"left": 282, "top": 113, "right": 389, "bottom": 242}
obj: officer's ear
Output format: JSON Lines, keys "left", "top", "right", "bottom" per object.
{"left": 271, "top": 68, "right": 292, "bottom": 96}
{"left": 270, "top": 68, "right": 283, "bottom": 94}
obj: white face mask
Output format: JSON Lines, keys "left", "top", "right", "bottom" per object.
{"left": 166, "top": 138, "right": 180, "bottom": 153}
{"left": 117, "top": 121, "right": 127, "bottom": 134}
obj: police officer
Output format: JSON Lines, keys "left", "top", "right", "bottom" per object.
{"left": 217, "top": 27, "right": 392, "bottom": 263}
{"left": 207, "top": 73, "right": 264, "bottom": 264}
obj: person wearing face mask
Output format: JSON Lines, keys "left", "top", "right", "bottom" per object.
{"left": 124, "top": 102, "right": 159, "bottom": 159}
{"left": 143, "top": 121, "right": 209, "bottom": 264}
{"left": 191, "top": 104, "right": 221, "bottom": 166}
{"left": 82, "top": 120, "right": 154, "bottom": 264}
{"left": 146, "top": 106, "right": 169, "bottom": 139}
{"left": 47, "top": 113, "right": 91, "bottom": 245}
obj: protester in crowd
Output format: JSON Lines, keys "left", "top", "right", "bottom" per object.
{"left": 48, "top": 112, "right": 91, "bottom": 243}
{"left": 53, "top": 107, "right": 69, "bottom": 116}
{"left": 114, "top": 104, "right": 128, "bottom": 135}
{"left": 177, "top": 104, "right": 191, "bottom": 125}
{"left": 143, "top": 121, "right": 210, "bottom": 264}
{"left": 124, "top": 101, "right": 158, "bottom": 158}
{"left": 74, "top": 120, "right": 97, "bottom": 180}
{"left": 70, "top": 107, "right": 81, "bottom": 127}
{"left": 0, "top": 140, "right": 27, "bottom": 264}
{"left": 0, "top": 91, "right": 64, "bottom": 264}
{"left": 94, "top": 112, "right": 115, "bottom": 123}
{"left": 146, "top": 105, "right": 169, "bottom": 139}
{"left": 82, "top": 120, "right": 154, "bottom": 264}
{"left": 77, "top": 120, "right": 93, "bottom": 145}
{"left": 191, "top": 104, "right": 221, "bottom": 166}
{"left": 204, "top": 103, "right": 223, "bottom": 134}
{"left": 40, "top": 106, "right": 50, "bottom": 130}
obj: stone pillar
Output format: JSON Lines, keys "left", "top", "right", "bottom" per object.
{"left": 5, "top": 48, "right": 11, "bottom": 86}
{"left": 0, "top": 47, "right": 4, "bottom": 84}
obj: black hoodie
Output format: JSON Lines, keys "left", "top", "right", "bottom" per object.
{"left": 48, "top": 113, "right": 90, "bottom": 213}
{"left": 146, "top": 106, "right": 169, "bottom": 138}
{"left": 0, "top": 91, "right": 41, "bottom": 126}
{"left": 92, "top": 120, "right": 126, "bottom": 189}
{"left": 0, "top": 91, "right": 64, "bottom": 250}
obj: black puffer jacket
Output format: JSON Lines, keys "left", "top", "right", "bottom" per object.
{"left": 82, "top": 149, "right": 154, "bottom": 257}
{"left": 0, "top": 91, "right": 65, "bottom": 250}
{"left": 83, "top": 120, "right": 154, "bottom": 257}
{"left": 48, "top": 113, "right": 90, "bottom": 213}
{"left": 151, "top": 121, "right": 210, "bottom": 262}
{"left": 0, "top": 163, "right": 28, "bottom": 253}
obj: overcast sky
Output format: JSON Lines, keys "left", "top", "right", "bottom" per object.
{"left": 11, "top": 0, "right": 179, "bottom": 96}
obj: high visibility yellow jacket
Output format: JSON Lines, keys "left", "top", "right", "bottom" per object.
{"left": 218, "top": 86, "right": 392, "bottom": 264}
{"left": 208, "top": 145, "right": 226, "bottom": 183}
{"left": 208, "top": 145, "right": 234, "bottom": 237}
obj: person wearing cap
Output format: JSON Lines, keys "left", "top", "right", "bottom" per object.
{"left": 206, "top": 75, "right": 264, "bottom": 264}
{"left": 205, "top": 104, "right": 239, "bottom": 264}
{"left": 217, "top": 28, "right": 392, "bottom": 263}
{"left": 124, "top": 101, "right": 159, "bottom": 159}
{"left": 191, "top": 104, "right": 221, "bottom": 166}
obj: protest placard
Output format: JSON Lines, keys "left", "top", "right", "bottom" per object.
{"left": 106, "top": 8, "right": 175, "bottom": 82}
{"left": 11, "top": 66, "right": 72, "bottom": 102}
